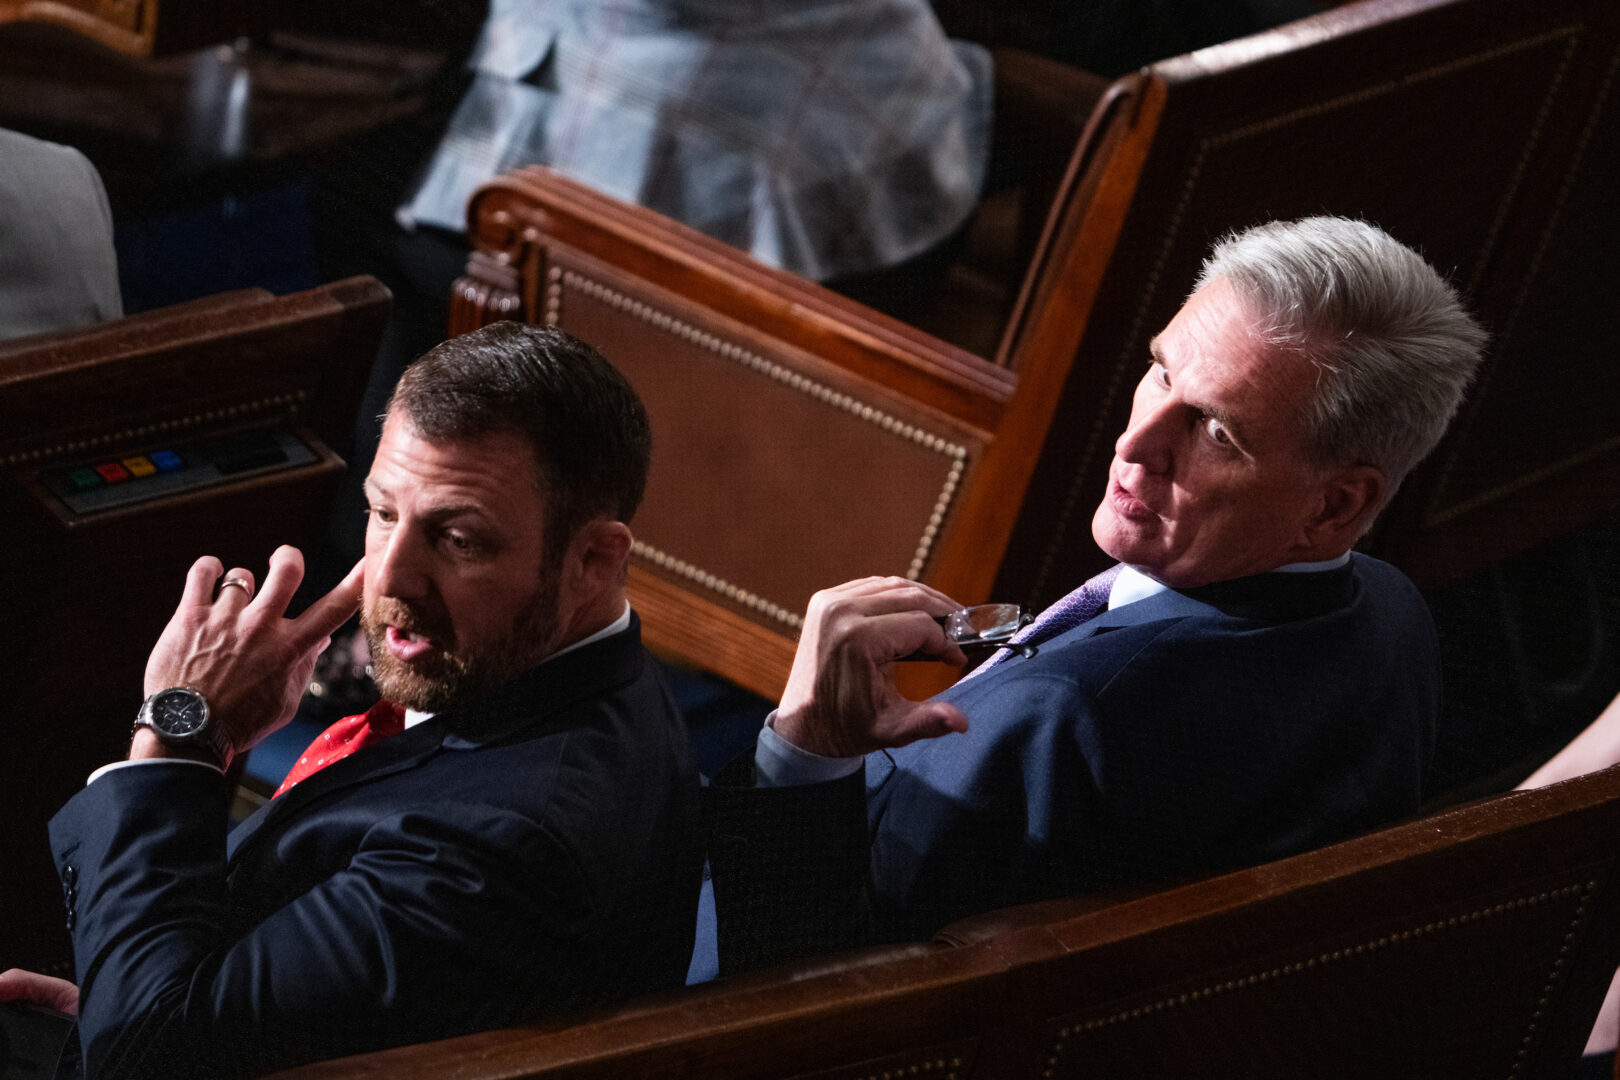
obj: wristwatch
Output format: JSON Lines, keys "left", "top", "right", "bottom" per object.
{"left": 134, "top": 687, "right": 233, "bottom": 767}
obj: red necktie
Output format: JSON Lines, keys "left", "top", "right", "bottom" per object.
{"left": 274, "top": 700, "right": 406, "bottom": 797}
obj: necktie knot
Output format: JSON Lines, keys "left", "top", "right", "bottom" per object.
{"left": 366, "top": 701, "right": 406, "bottom": 738}
{"left": 960, "top": 564, "right": 1123, "bottom": 681}
{"left": 273, "top": 700, "right": 406, "bottom": 798}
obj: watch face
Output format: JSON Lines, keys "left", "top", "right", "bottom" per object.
{"left": 152, "top": 689, "right": 208, "bottom": 737}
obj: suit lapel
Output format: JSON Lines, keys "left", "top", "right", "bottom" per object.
{"left": 227, "top": 613, "right": 648, "bottom": 862}
{"left": 227, "top": 719, "right": 450, "bottom": 858}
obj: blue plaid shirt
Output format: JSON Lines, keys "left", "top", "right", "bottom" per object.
{"left": 398, "top": 0, "right": 991, "bottom": 281}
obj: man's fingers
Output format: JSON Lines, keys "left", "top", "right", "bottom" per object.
{"left": 862, "top": 610, "right": 960, "bottom": 664}
{"left": 0, "top": 969, "right": 79, "bottom": 1016}
{"left": 813, "top": 577, "right": 963, "bottom": 616}
{"left": 293, "top": 558, "right": 364, "bottom": 649}
{"left": 882, "top": 701, "right": 969, "bottom": 749}
{"left": 180, "top": 556, "right": 225, "bottom": 610}
{"left": 251, "top": 545, "right": 305, "bottom": 616}
{"left": 215, "top": 566, "right": 256, "bottom": 607}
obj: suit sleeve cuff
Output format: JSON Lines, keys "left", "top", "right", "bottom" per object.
{"left": 86, "top": 757, "right": 223, "bottom": 786}
{"left": 755, "top": 711, "right": 863, "bottom": 787}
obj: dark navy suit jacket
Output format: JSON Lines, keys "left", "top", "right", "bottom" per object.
{"left": 50, "top": 616, "right": 703, "bottom": 1079}
{"left": 708, "top": 555, "right": 1438, "bottom": 967}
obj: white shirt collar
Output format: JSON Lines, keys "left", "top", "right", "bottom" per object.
{"left": 403, "top": 601, "right": 633, "bottom": 729}
{"left": 1109, "top": 552, "right": 1352, "bottom": 612}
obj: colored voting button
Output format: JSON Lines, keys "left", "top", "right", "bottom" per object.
{"left": 150, "top": 450, "right": 183, "bottom": 472}
{"left": 122, "top": 456, "right": 157, "bottom": 477}
{"left": 67, "top": 467, "right": 102, "bottom": 491}
{"left": 95, "top": 462, "right": 130, "bottom": 483}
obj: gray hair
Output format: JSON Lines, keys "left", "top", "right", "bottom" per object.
{"left": 1196, "top": 216, "right": 1487, "bottom": 500}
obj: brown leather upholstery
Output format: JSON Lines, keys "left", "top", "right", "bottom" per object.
{"left": 451, "top": 0, "right": 1620, "bottom": 699}
{"left": 0, "top": 276, "right": 388, "bottom": 974}
{"left": 263, "top": 764, "right": 1620, "bottom": 1079}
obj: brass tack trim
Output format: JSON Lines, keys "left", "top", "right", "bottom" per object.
{"left": 1042, "top": 880, "right": 1595, "bottom": 1080}
{"left": 849, "top": 1056, "right": 961, "bottom": 1080}
{"left": 1423, "top": 33, "right": 1620, "bottom": 526}
{"left": 557, "top": 270, "right": 970, "bottom": 595}
{"left": 632, "top": 540, "right": 803, "bottom": 630}
{"left": 1, "top": 391, "right": 307, "bottom": 467}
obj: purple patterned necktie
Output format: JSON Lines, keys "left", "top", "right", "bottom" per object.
{"left": 961, "top": 563, "right": 1124, "bottom": 680}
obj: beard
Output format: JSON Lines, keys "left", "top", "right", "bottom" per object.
{"left": 361, "top": 576, "right": 562, "bottom": 712}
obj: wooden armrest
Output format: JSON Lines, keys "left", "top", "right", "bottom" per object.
{"left": 0, "top": 288, "right": 275, "bottom": 355}
{"left": 932, "top": 878, "right": 1186, "bottom": 948}
{"left": 264, "top": 940, "right": 997, "bottom": 1080}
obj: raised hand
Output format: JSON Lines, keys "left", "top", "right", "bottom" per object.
{"left": 775, "top": 577, "right": 970, "bottom": 758}
{"left": 141, "top": 547, "right": 364, "bottom": 760}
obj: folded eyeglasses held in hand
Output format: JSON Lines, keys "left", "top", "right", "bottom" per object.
{"left": 899, "top": 603, "right": 1035, "bottom": 662}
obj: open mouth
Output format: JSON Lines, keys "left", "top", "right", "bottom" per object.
{"left": 385, "top": 624, "right": 441, "bottom": 662}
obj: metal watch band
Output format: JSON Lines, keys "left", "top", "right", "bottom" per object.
{"left": 133, "top": 687, "right": 234, "bottom": 768}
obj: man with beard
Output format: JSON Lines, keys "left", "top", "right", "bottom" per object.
{"left": 0, "top": 323, "right": 703, "bottom": 1078}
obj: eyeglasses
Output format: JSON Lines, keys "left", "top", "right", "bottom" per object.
{"left": 900, "top": 603, "right": 1036, "bottom": 661}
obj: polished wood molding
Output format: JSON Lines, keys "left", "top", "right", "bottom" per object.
{"left": 629, "top": 564, "right": 797, "bottom": 702}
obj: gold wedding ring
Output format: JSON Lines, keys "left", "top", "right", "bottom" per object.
{"left": 218, "top": 576, "right": 253, "bottom": 597}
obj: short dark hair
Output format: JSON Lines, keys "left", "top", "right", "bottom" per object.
{"left": 387, "top": 322, "right": 651, "bottom": 559}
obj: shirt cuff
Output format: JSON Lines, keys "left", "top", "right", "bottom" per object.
{"left": 87, "top": 757, "right": 224, "bottom": 786}
{"left": 754, "top": 711, "right": 863, "bottom": 787}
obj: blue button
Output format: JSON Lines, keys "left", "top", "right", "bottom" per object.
{"left": 150, "top": 449, "right": 183, "bottom": 471}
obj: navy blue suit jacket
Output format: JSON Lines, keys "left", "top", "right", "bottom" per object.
{"left": 50, "top": 616, "right": 703, "bottom": 1079}
{"left": 708, "top": 555, "right": 1438, "bottom": 966}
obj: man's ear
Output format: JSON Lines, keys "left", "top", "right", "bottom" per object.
{"left": 1304, "top": 465, "right": 1387, "bottom": 550}
{"left": 567, "top": 519, "right": 634, "bottom": 597}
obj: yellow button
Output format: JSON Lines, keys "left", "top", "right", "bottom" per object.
{"left": 122, "top": 456, "right": 157, "bottom": 477}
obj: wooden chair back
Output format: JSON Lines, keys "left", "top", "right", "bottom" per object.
{"left": 262, "top": 765, "right": 1620, "bottom": 1079}
{"left": 943, "top": 765, "right": 1620, "bottom": 1078}
{"left": 0, "top": 0, "right": 279, "bottom": 56}
{"left": 994, "top": 0, "right": 1620, "bottom": 604}
{"left": 0, "top": 276, "right": 388, "bottom": 973}
{"left": 449, "top": 0, "right": 1620, "bottom": 699}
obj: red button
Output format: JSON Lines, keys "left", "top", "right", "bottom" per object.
{"left": 95, "top": 462, "right": 130, "bottom": 483}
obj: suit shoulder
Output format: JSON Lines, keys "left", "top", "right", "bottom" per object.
{"left": 1349, "top": 552, "right": 1422, "bottom": 595}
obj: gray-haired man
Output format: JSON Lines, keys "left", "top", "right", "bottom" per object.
{"left": 709, "top": 216, "right": 1489, "bottom": 969}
